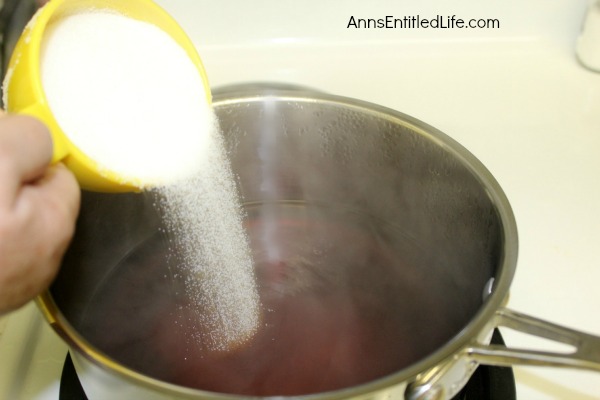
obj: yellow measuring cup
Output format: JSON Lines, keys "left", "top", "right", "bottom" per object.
{"left": 3, "top": 0, "right": 211, "bottom": 192}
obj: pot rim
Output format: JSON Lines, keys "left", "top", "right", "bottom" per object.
{"left": 38, "top": 87, "right": 519, "bottom": 399}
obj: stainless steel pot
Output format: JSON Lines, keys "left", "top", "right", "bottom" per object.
{"left": 38, "top": 85, "right": 600, "bottom": 400}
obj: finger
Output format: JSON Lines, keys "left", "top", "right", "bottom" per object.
{"left": 0, "top": 115, "right": 53, "bottom": 181}
{"left": 1, "top": 164, "right": 80, "bottom": 313}
{"left": 34, "top": 163, "right": 81, "bottom": 226}
{"left": 0, "top": 116, "right": 53, "bottom": 206}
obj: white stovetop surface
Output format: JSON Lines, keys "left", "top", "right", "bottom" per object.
{"left": 1, "top": 0, "right": 600, "bottom": 399}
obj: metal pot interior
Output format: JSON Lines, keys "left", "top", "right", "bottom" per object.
{"left": 48, "top": 88, "right": 515, "bottom": 397}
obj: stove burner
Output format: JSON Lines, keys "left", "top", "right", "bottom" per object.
{"left": 59, "top": 352, "right": 87, "bottom": 400}
{"left": 59, "top": 330, "right": 515, "bottom": 400}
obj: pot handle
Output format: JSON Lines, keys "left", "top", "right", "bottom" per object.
{"left": 466, "top": 307, "right": 600, "bottom": 371}
{"left": 405, "top": 308, "right": 600, "bottom": 400}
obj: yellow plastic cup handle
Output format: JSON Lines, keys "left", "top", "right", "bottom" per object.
{"left": 3, "top": 0, "right": 211, "bottom": 192}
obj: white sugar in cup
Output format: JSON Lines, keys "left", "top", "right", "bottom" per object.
{"left": 4, "top": 0, "right": 211, "bottom": 192}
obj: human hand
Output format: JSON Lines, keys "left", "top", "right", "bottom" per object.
{"left": 0, "top": 115, "right": 80, "bottom": 314}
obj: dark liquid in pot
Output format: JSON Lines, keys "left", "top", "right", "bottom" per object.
{"left": 78, "top": 203, "right": 474, "bottom": 396}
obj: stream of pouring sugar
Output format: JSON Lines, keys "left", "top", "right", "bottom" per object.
{"left": 155, "top": 113, "right": 261, "bottom": 352}
{"left": 38, "top": 8, "right": 260, "bottom": 352}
